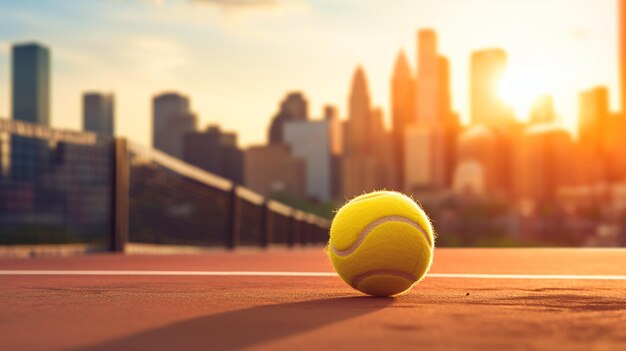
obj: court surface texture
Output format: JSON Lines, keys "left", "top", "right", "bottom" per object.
{"left": 1, "top": 248, "right": 625, "bottom": 350}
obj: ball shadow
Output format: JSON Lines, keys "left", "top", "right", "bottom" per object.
{"left": 76, "top": 296, "right": 393, "bottom": 351}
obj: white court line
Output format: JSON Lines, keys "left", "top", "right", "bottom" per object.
{"left": 0, "top": 270, "right": 625, "bottom": 280}
{"left": 428, "top": 273, "right": 626, "bottom": 281}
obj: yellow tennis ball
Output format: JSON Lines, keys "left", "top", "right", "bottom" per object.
{"left": 328, "top": 191, "right": 435, "bottom": 297}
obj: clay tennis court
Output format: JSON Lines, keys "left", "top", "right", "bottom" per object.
{"left": 1, "top": 248, "right": 625, "bottom": 351}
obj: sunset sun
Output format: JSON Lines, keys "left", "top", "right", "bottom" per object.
{"left": 498, "top": 65, "right": 553, "bottom": 121}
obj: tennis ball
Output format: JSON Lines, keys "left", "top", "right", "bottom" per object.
{"left": 328, "top": 191, "right": 435, "bottom": 297}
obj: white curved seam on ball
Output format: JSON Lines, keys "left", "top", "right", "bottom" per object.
{"left": 351, "top": 269, "right": 417, "bottom": 288}
{"left": 330, "top": 216, "right": 432, "bottom": 257}
{"left": 349, "top": 192, "right": 386, "bottom": 204}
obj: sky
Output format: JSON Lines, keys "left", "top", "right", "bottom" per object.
{"left": 0, "top": 0, "right": 620, "bottom": 146}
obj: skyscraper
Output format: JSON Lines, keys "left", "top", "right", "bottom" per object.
{"left": 391, "top": 50, "right": 416, "bottom": 189}
{"left": 10, "top": 43, "right": 51, "bottom": 183}
{"left": 152, "top": 93, "right": 197, "bottom": 159}
{"left": 618, "top": 0, "right": 626, "bottom": 113}
{"left": 604, "top": 111, "right": 626, "bottom": 182}
{"left": 407, "top": 30, "right": 457, "bottom": 191}
{"left": 455, "top": 125, "right": 510, "bottom": 196}
{"left": 416, "top": 30, "right": 440, "bottom": 123}
{"left": 244, "top": 144, "right": 306, "bottom": 199}
{"left": 576, "top": 87, "right": 610, "bottom": 186}
{"left": 83, "top": 93, "right": 114, "bottom": 136}
{"left": 0, "top": 125, "right": 8, "bottom": 177}
{"left": 437, "top": 56, "right": 450, "bottom": 117}
{"left": 323, "top": 105, "right": 338, "bottom": 120}
{"left": 268, "top": 92, "right": 308, "bottom": 144}
{"left": 283, "top": 120, "right": 332, "bottom": 201}
{"left": 517, "top": 126, "right": 574, "bottom": 212}
{"left": 516, "top": 126, "right": 576, "bottom": 244}
{"left": 470, "top": 49, "right": 515, "bottom": 129}
{"left": 404, "top": 122, "right": 458, "bottom": 192}
{"left": 371, "top": 107, "right": 395, "bottom": 187}
{"left": 404, "top": 126, "right": 435, "bottom": 191}
{"left": 183, "top": 126, "right": 243, "bottom": 184}
{"left": 612, "top": 0, "right": 626, "bottom": 183}
{"left": 341, "top": 66, "right": 390, "bottom": 197}
{"left": 435, "top": 55, "right": 459, "bottom": 188}
{"left": 578, "top": 87, "right": 609, "bottom": 152}
{"left": 12, "top": 43, "right": 50, "bottom": 125}
{"left": 344, "top": 67, "right": 372, "bottom": 157}
{"left": 324, "top": 105, "right": 344, "bottom": 199}
{"left": 323, "top": 105, "right": 343, "bottom": 157}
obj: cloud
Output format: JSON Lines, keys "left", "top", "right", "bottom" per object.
{"left": 190, "top": 0, "right": 281, "bottom": 9}
{"left": 134, "top": 0, "right": 285, "bottom": 11}
{"left": 189, "top": 0, "right": 309, "bottom": 26}
{"left": 112, "top": 0, "right": 309, "bottom": 35}
{"left": 124, "top": 37, "right": 190, "bottom": 83}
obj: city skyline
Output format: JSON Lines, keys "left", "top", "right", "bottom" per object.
{"left": 0, "top": 0, "right": 621, "bottom": 147}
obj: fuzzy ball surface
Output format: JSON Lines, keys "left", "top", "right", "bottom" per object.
{"left": 328, "top": 191, "right": 435, "bottom": 297}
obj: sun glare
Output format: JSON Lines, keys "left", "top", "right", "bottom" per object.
{"left": 498, "top": 65, "right": 552, "bottom": 121}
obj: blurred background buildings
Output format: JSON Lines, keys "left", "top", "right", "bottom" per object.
{"left": 3, "top": 1, "right": 626, "bottom": 248}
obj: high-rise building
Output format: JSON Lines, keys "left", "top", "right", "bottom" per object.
{"left": 244, "top": 144, "right": 306, "bottom": 199}
{"left": 579, "top": 87, "right": 609, "bottom": 152}
{"left": 341, "top": 156, "right": 386, "bottom": 198}
{"left": 530, "top": 95, "right": 556, "bottom": 125}
{"left": 435, "top": 55, "right": 459, "bottom": 188}
{"left": 152, "top": 93, "right": 197, "bottom": 159}
{"left": 438, "top": 56, "right": 453, "bottom": 123}
{"left": 404, "top": 126, "right": 435, "bottom": 191}
{"left": 612, "top": 0, "right": 626, "bottom": 181}
{"left": 371, "top": 107, "right": 395, "bottom": 189}
{"left": 10, "top": 43, "right": 51, "bottom": 183}
{"left": 452, "top": 161, "right": 485, "bottom": 195}
{"left": 12, "top": 43, "right": 50, "bottom": 125}
{"left": 406, "top": 31, "right": 458, "bottom": 191}
{"left": 516, "top": 125, "right": 576, "bottom": 243}
{"left": 391, "top": 50, "right": 416, "bottom": 189}
{"left": 454, "top": 125, "right": 511, "bottom": 196}
{"left": 0, "top": 129, "right": 8, "bottom": 178}
{"left": 517, "top": 126, "right": 574, "bottom": 205}
{"left": 416, "top": 30, "right": 440, "bottom": 124}
{"left": 323, "top": 105, "right": 338, "bottom": 120}
{"left": 578, "top": 87, "right": 621, "bottom": 184}
{"left": 341, "top": 67, "right": 391, "bottom": 198}
{"left": 283, "top": 120, "right": 332, "bottom": 201}
{"left": 183, "top": 126, "right": 244, "bottom": 184}
{"left": 268, "top": 92, "right": 308, "bottom": 144}
{"left": 605, "top": 112, "right": 626, "bottom": 182}
{"left": 324, "top": 105, "right": 343, "bottom": 156}
{"left": 344, "top": 67, "right": 372, "bottom": 157}
{"left": 83, "top": 93, "right": 114, "bottom": 136}
{"left": 324, "top": 105, "right": 344, "bottom": 199}
{"left": 618, "top": 0, "right": 626, "bottom": 113}
{"left": 470, "top": 49, "right": 515, "bottom": 128}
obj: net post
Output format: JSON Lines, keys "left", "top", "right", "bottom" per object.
{"left": 310, "top": 217, "right": 317, "bottom": 244}
{"left": 319, "top": 219, "right": 330, "bottom": 244}
{"left": 287, "top": 210, "right": 295, "bottom": 248}
{"left": 288, "top": 210, "right": 301, "bottom": 247}
{"left": 261, "top": 201, "right": 273, "bottom": 248}
{"left": 111, "top": 138, "right": 129, "bottom": 252}
{"left": 308, "top": 218, "right": 314, "bottom": 244}
{"left": 315, "top": 221, "right": 323, "bottom": 243}
{"left": 306, "top": 217, "right": 314, "bottom": 245}
{"left": 299, "top": 213, "right": 309, "bottom": 246}
{"left": 227, "top": 186, "right": 241, "bottom": 249}
{"left": 311, "top": 217, "right": 320, "bottom": 243}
